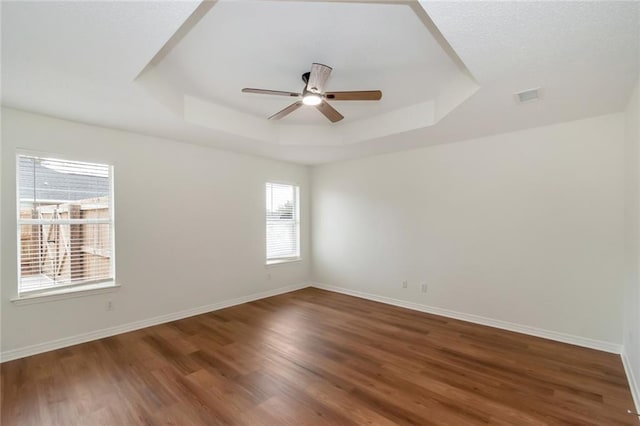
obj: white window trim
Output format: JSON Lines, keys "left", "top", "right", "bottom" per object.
{"left": 265, "top": 181, "right": 301, "bottom": 265}
{"left": 11, "top": 281, "right": 120, "bottom": 306}
{"left": 14, "top": 151, "right": 117, "bottom": 302}
{"left": 266, "top": 257, "right": 302, "bottom": 267}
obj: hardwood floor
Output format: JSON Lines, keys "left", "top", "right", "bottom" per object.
{"left": 1, "top": 287, "right": 638, "bottom": 425}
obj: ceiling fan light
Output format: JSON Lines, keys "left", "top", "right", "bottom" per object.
{"left": 302, "top": 94, "right": 322, "bottom": 106}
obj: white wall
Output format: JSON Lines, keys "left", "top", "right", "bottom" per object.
{"left": 624, "top": 74, "right": 640, "bottom": 408}
{"left": 1, "top": 104, "right": 635, "bottom": 375}
{"left": 0, "top": 108, "right": 310, "bottom": 355}
{"left": 312, "top": 113, "right": 626, "bottom": 345}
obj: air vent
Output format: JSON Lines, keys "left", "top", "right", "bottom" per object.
{"left": 514, "top": 88, "right": 542, "bottom": 104}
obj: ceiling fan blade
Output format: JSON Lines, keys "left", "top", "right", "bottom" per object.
{"left": 316, "top": 100, "right": 344, "bottom": 123}
{"left": 325, "top": 90, "right": 382, "bottom": 101}
{"left": 242, "top": 88, "right": 301, "bottom": 97}
{"left": 307, "top": 63, "right": 332, "bottom": 93}
{"left": 268, "top": 101, "right": 303, "bottom": 120}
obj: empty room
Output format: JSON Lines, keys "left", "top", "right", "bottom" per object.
{"left": 1, "top": 0, "right": 639, "bottom": 424}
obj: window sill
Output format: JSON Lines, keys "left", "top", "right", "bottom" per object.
{"left": 11, "top": 282, "right": 120, "bottom": 306}
{"left": 265, "top": 258, "right": 302, "bottom": 267}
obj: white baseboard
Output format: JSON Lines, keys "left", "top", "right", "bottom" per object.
{"left": 311, "top": 283, "right": 623, "bottom": 354}
{"left": 1, "top": 281, "right": 626, "bottom": 363}
{"left": 0, "top": 282, "right": 311, "bottom": 363}
{"left": 622, "top": 349, "right": 640, "bottom": 413}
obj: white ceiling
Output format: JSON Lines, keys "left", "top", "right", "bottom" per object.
{"left": 2, "top": 0, "right": 639, "bottom": 164}
{"left": 138, "top": 0, "right": 477, "bottom": 146}
{"left": 155, "top": 1, "right": 460, "bottom": 123}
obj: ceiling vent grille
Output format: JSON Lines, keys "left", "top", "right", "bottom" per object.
{"left": 514, "top": 88, "right": 542, "bottom": 104}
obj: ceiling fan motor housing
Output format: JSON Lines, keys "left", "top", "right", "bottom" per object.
{"left": 302, "top": 71, "right": 321, "bottom": 93}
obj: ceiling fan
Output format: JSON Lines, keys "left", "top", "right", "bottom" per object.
{"left": 241, "top": 63, "right": 382, "bottom": 123}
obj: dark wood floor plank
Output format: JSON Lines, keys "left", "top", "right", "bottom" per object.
{"left": 2, "top": 287, "right": 638, "bottom": 425}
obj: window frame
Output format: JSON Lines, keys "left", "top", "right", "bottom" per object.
{"left": 265, "top": 181, "right": 301, "bottom": 265}
{"left": 13, "top": 150, "right": 118, "bottom": 302}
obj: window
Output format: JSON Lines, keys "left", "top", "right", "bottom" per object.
{"left": 266, "top": 182, "right": 300, "bottom": 264}
{"left": 17, "top": 154, "right": 114, "bottom": 295}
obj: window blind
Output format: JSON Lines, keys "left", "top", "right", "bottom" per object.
{"left": 266, "top": 182, "right": 299, "bottom": 261}
{"left": 17, "top": 155, "right": 114, "bottom": 293}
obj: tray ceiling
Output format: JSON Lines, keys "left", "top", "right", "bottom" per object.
{"left": 137, "top": 0, "right": 478, "bottom": 146}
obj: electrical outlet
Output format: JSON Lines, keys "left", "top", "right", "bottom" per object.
{"left": 106, "top": 300, "right": 114, "bottom": 311}
{"left": 402, "top": 280, "right": 408, "bottom": 288}
{"left": 421, "top": 284, "right": 428, "bottom": 293}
